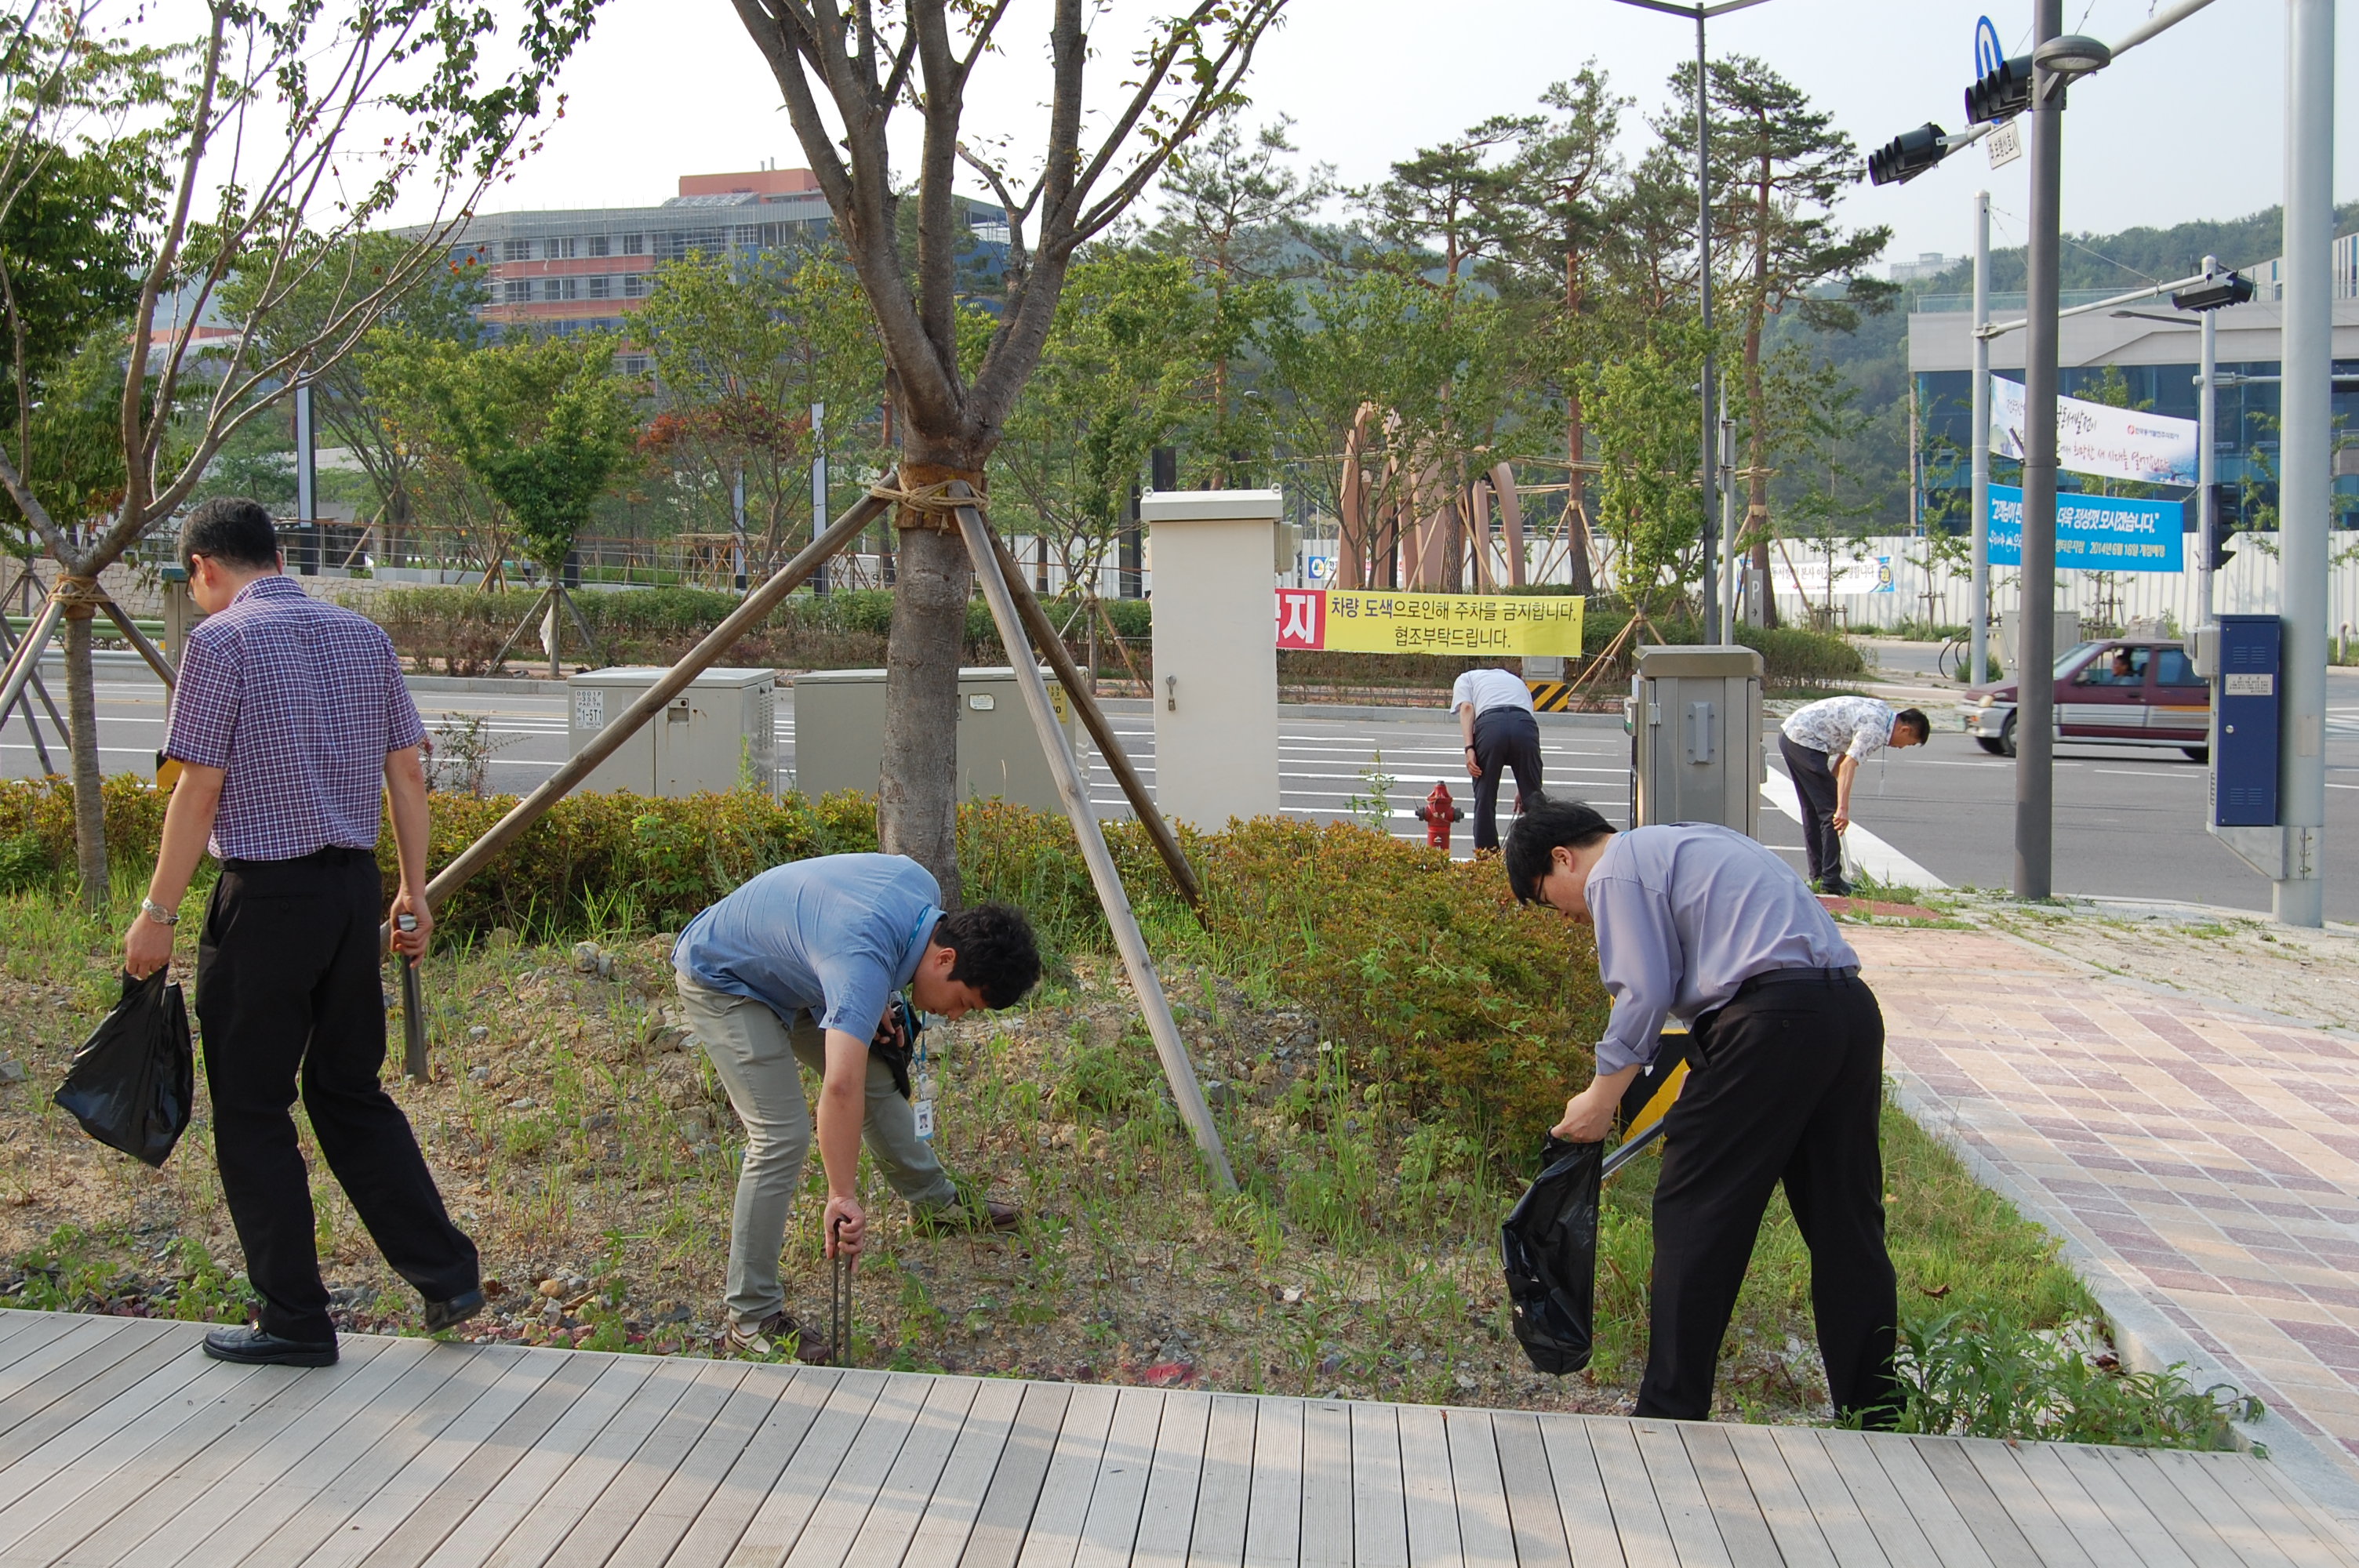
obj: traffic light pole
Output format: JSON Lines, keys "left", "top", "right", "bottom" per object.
{"left": 2014, "top": 0, "right": 2063, "bottom": 902}
{"left": 1969, "top": 191, "right": 1992, "bottom": 689}
{"left": 2275, "top": 0, "right": 2332, "bottom": 927}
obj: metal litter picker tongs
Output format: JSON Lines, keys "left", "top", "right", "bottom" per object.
{"left": 395, "top": 915, "right": 427, "bottom": 1080}
{"left": 829, "top": 1215, "right": 852, "bottom": 1367}
{"left": 1603, "top": 1025, "right": 1698, "bottom": 1181}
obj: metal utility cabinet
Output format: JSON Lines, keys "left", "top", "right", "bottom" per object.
{"left": 1143, "top": 488, "right": 1284, "bottom": 829}
{"left": 2211, "top": 614, "right": 2281, "bottom": 828}
{"left": 1627, "top": 645, "right": 1764, "bottom": 837}
{"left": 791, "top": 666, "right": 1081, "bottom": 811}
{"left": 567, "top": 667, "right": 777, "bottom": 797}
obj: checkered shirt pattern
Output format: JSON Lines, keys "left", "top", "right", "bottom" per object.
{"left": 164, "top": 575, "right": 426, "bottom": 862}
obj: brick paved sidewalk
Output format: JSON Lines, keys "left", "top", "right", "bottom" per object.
{"left": 1852, "top": 924, "right": 2359, "bottom": 1521}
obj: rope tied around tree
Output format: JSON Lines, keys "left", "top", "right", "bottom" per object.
{"left": 867, "top": 463, "right": 987, "bottom": 532}
{"left": 46, "top": 576, "right": 106, "bottom": 619}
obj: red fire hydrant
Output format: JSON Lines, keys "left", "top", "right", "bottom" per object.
{"left": 1414, "top": 780, "right": 1464, "bottom": 850}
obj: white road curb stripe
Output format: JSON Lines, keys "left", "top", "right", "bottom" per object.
{"left": 1759, "top": 770, "right": 1950, "bottom": 891}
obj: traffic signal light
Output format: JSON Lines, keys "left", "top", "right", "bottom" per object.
{"left": 2206, "top": 486, "right": 2240, "bottom": 570}
{"left": 1965, "top": 55, "right": 2033, "bottom": 124}
{"left": 1869, "top": 124, "right": 1950, "bottom": 187}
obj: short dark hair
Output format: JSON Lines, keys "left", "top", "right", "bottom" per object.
{"left": 1894, "top": 707, "right": 1931, "bottom": 742}
{"left": 179, "top": 496, "right": 281, "bottom": 571}
{"left": 932, "top": 902, "right": 1041, "bottom": 1007}
{"left": 1503, "top": 794, "right": 1616, "bottom": 905}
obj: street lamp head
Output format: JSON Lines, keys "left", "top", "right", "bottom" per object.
{"left": 1869, "top": 123, "right": 1950, "bottom": 187}
{"left": 2171, "top": 269, "right": 2256, "bottom": 314}
{"left": 2033, "top": 34, "right": 2113, "bottom": 78}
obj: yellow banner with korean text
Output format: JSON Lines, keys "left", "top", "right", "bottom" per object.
{"left": 1275, "top": 588, "right": 1584, "bottom": 657}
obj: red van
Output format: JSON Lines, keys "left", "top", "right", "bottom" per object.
{"left": 1961, "top": 638, "right": 2211, "bottom": 760}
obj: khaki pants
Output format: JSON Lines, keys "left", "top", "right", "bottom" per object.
{"left": 674, "top": 971, "right": 958, "bottom": 1326}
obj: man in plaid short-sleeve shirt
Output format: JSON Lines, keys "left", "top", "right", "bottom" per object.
{"left": 123, "top": 497, "right": 482, "bottom": 1367}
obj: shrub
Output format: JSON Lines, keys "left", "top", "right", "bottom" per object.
{"left": 355, "top": 583, "right": 1011, "bottom": 673}
{"left": 1197, "top": 818, "right": 1608, "bottom": 1145}
{"left": 0, "top": 777, "right": 174, "bottom": 894}
{"left": 1891, "top": 1310, "right": 2263, "bottom": 1449}
{"left": 1580, "top": 604, "right": 1864, "bottom": 691}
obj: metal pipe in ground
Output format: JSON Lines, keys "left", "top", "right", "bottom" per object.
{"left": 952, "top": 490, "right": 1238, "bottom": 1194}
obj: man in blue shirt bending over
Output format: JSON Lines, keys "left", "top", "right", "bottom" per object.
{"left": 674, "top": 853, "right": 1040, "bottom": 1359}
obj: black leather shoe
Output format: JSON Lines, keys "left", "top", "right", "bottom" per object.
{"left": 423, "top": 1288, "right": 485, "bottom": 1334}
{"left": 203, "top": 1326, "right": 337, "bottom": 1367}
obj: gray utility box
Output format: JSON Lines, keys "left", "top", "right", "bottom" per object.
{"left": 1996, "top": 609, "right": 2085, "bottom": 677}
{"left": 1626, "top": 645, "right": 1764, "bottom": 836}
{"left": 568, "top": 667, "right": 777, "bottom": 797}
{"left": 792, "top": 666, "right": 1081, "bottom": 811}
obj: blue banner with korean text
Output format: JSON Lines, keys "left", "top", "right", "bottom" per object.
{"left": 1986, "top": 484, "right": 2184, "bottom": 573}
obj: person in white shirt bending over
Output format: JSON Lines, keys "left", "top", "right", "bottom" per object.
{"left": 1450, "top": 663, "right": 1543, "bottom": 852}
{"left": 1776, "top": 696, "right": 1930, "bottom": 897}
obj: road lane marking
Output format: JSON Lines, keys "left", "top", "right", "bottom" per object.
{"left": 1759, "top": 770, "right": 1949, "bottom": 890}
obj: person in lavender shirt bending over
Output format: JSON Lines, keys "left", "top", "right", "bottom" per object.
{"left": 122, "top": 497, "right": 482, "bottom": 1367}
{"left": 1505, "top": 796, "right": 1900, "bottom": 1427}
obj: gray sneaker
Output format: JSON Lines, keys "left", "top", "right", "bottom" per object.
{"left": 726, "top": 1311, "right": 828, "bottom": 1362}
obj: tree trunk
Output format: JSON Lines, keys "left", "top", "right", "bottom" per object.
{"left": 63, "top": 608, "right": 107, "bottom": 909}
{"left": 1564, "top": 405, "right": 1595, "bottom": 596}
{"left": 878, "top": 511, "right": 972, "bottom": 909}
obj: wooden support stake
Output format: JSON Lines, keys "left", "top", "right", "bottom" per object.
{"left": 0, "top": 597, "right": 64, "bottom": 720}
{"left": 984, "top": 528, "right": 1204, "bottom": 911}
{"left": 100, "top": 601, "right": 175, "bottom": 688}
{"left": 954, "top": 488, "right": 1238, "bottom": 1193}
{"left": 420, "top": 493, "right": 887, "bottom": 913}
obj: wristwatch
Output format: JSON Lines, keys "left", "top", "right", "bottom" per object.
{"left": 139, "top": 898, "right": 178, "bottom": 926}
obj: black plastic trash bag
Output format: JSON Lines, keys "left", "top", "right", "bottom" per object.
{"left": 1501, "top": 1134, "right": 1601, "bottom": 1374}
{"left": 55, "top": 969, "right": 194, "bottom": 1169}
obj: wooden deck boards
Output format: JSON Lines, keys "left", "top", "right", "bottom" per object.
{"left": 0, "top": 1311, "right": 2344, "bottom": 1568}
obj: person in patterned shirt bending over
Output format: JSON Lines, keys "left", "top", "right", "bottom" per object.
{"left": 122, "top": 497, "right": 482, "bottom": 1367}
{"left": 1776, "top": 695, "right": 1929, "bottom": 898}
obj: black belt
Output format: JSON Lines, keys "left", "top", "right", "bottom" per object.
{"left": 1732, "top": 964, "right": 1859, "bottom": 1001}
{"left": 220, "top": 844, "right": 376, "bottom": 872}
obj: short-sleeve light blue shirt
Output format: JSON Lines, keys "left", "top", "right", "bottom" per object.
{"left": 673, "top": 853, "right": 942, "bottom": 1036}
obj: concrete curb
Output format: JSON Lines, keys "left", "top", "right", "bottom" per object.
{"left": 405, "top": 674, "right": 572, "bottom": 695}
{"left": 1882, "top": 1075, "right": 2359, "bottom": 1532}
{"left": 1088, "top": 695, "right": 1625, "bottom": 731}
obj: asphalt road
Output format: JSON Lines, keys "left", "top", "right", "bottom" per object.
{"left": 9, "top": 663, "right": 2356, "bottom": 920}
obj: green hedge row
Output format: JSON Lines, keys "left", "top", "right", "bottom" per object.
{"left": 0, "top": 776, "right": 1607, "bottom": 1150}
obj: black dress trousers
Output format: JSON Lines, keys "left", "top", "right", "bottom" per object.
{"left": 1634, "top": 971, "right": 1901, "bottom": 1426}
{"left": 196, "top": 847, "right": 478, "bottom": 1342}
{"left": 1470, "top": 706, "right": 1545, "bottom": 851}
{"left": 1777, "top": 735, "right": 1848, "bottom": 893}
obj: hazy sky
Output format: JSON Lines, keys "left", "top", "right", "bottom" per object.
{"left": 460, "top": 0, "right": 2356, "bottom": 277}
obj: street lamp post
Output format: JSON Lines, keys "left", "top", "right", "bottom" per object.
{"left": 1610, "top": 0, "right": 1778, "bottom": 637}
{"left": 2197, "top": 260, "right": 2218, "bottom": 628}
